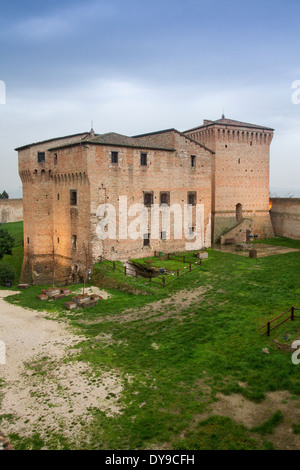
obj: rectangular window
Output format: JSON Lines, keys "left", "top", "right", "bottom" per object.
{"left": 188, "top": 191, "right": 197, "bottom": 206}
{"left": 160, "top": 192, "right": 170, "bottom": 206}
{"left": 191, "top": 155, "right": 196, "bottom": 167}
{"left": 140, "top": 153, "right": 147, "bottom": 166}
{"left": 37, "top": 152, "right": 45, "bottom": 163}
{"left": 27, "top": 237, "right": 30, "bottom": 244}
{"left": 189, "top": 226, "right": 195, "bottom": 236}
{"left": 144, "top": 192, "right": 153, "bottom": 207}
{"left": 72, "top": 235, "right": 77, "bottom": 250}
{"left": 143, "top": 233, "right": 150, "bottom": 247}
{"left": 161, "top": 231, "right": 167, "bottom": 240}
{"left": 111, "top": 151, "right": 118, "bottom": 164}
{"left": 54, "top": 154, "right": 58, "bottom": 165}
{"left": 70, "top": 189, "right": 77, "bottom": 206}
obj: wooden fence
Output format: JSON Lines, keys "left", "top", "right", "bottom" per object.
{"left": 259, "top": 306, "right": 300, "bottom": 337}
{"left": 98, "top": 254, "right": 202, "bottom": 288}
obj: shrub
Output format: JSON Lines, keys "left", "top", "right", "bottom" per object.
{"left": 0, "top": 228, "right": 15, "bottom": 260}
{"left": 0, "top": 263, "right": 16, "bottom": 285}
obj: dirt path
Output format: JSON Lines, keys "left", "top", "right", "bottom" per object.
{"left": 80, "top": 285, "right": 209, "bottom": 325}
{"left": 0, "top": 290, "right": 123, "bottom": 447}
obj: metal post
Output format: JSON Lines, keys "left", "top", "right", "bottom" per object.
{"left": 267, "top": 322, "right": 271, "bottom": 337}
{"left": 189, "top": 263, "right": 192, "bottom": 272}
{"left": 291, "top": 306, "right": 295, "bottom": 321}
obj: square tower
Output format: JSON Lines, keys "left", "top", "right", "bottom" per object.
{"left": 184, "top": 116, "right": 274, "bottom": 243}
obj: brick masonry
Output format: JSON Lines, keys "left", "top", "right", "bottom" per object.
{"left": 184, "top": 117, "right": 274, "bottom": 242}
{"left": 17, "top": 117, "right": 275, "bottom": 285}
{"left": 270, "top": 198, "right": 300, "bottom": 240}
{"left": 0, "top": 199, "right": 23, "bottom": 224}
{"left": 17, "top": 130, "right": 212, "bottom": 284}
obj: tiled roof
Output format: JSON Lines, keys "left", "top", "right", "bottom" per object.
{"left": 87, "top": 132, "right": 175, "bottom": 151}
{"left": 184, "top": 116, "right": 274, "bottom": 133}
{"left": 133, "top": 128, "right": 215, "bottom": 154}
{"left": 15, "top": 132, "right": 92, "bottom": 151}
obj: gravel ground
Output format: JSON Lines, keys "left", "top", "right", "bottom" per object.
{"left": 0, "top": 290, "right": 123, "bottom": 447}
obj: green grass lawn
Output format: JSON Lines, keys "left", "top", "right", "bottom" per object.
{"left": 3, "top": 235, "right": 300, "bottom": 450}
{"left": 256, "top": 236, "right": 300, "bottom": 249}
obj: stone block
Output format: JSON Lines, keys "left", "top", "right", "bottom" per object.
{"left": 45, "top": 288, "right": 61, "bottom": 298}
{"left": 36, "top": 294, "right": 48, "bottom": 300}
{"left": 64, "top": 301, "right": 77, "bottom": 310}
{"left": 72, "top": 294, "right": 91, "bottom": 305}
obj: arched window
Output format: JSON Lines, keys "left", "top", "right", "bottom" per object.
{"left": 236, "top": 203, "right": 243, "bottom": 223}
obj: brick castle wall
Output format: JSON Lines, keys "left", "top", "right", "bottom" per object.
{"left": 0, "top": 199, "right": 23, "bottom": 224}
{"left": 184, "top": 122, "right": 274, "bottom": 242}
{"left": 270, "top": 198, "right": 300, "bottom": 240}
{"left": 18, "top": 130, "right": 212, "bottom": 284}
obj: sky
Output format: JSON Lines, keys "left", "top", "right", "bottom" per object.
{"left": 0, "top": 0, "right": 300, "bottom": 198}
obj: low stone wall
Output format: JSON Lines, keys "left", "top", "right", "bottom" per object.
{"left": 220, "top": 218, "right": 253, "bottom": 245}
{"left": 0, "top": 199, "right": 23, "bottom": 224}
{"left": 270, "top": 198, "right": 300, "bottom": 240}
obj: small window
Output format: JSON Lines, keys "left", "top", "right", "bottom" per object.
{"left": 140, "top": 153, "right": 147, "bottom": 166}
{"left": 72, "top": 235, "right": 77, "bottom": 250}
{"left": 27, "top": 237, "right": 30, "bottom": 245}
{"left": 161, "top": 231, "right": 167, "bottom": 240}
{"left": 238, "top": 158, "right": 241, "bottom": 164}
{"left": 143, "top": 233, "right": 150, "bottom": 247}
{"left": 189, "top": 226, "right": 195, "bottom": 236}
{"left": 57, "top": 237, "right": 60, "bottom": 244}
{"left": 188, "top": 191, "right": 197, "bottom": 206}
{"left": 54, "top": 154, "right": 58, "bottom": 165}
{"left": 144, "top": 192, "right": 153, "bottom": 207}
{"left": 57, "top": 194, "right": 60, "bottom": 200}
{"left": 191, "top": 155, "right": 196, "bottom": 167}
{"left": 70, "top": 190, "right": 77, "bottom": 206}
{"left": 160, "top": 192, "right": 170, "bottom": 206}
{"left": 37, "top": 152, "right": 45, "bottom": 163}
{"left": 111, "top": 151, "right": 118, "bottom": 164}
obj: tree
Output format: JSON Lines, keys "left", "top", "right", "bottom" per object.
{"left": 0, "top": 191, "right": 9, "bottom": 199}
{"left": 0, "top": 229, "right": 15, "bottom": 261}
{"left": 0, "top": 264, "right": 15, "bottom": 284}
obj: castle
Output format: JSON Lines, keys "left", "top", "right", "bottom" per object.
{"left": 17, "top": 116, "right": 274, "bottom": 285}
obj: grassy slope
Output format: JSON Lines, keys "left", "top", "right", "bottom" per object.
{"left": 4, "top": 236, "right": 300, "bottom": 450}
{"left": 1, "top": 221, "right": 24, "bottom": 246}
